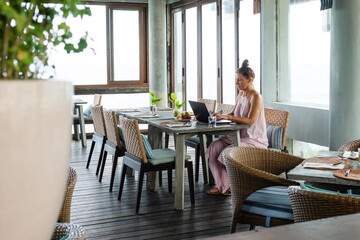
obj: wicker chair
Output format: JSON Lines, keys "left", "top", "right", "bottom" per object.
{"left": 338, "top": 139, "right": 360, "bottom": 152}
{"left": 264, "top": 108, "right": 290, "bottom": 152}
{"left": 118, "top": 118, "right": 195, "bottom": 213}
{"left": 86, "top": 105, "right": 107, "bottom": 176}
{"left": 216, "top": 103, "right": 235, "bottom": 115}
{"left": 224, "top": 147, "right": 304, "bottom": 233}
{"left": 99, "top": 110, "right": 125, "bottom": 192}
{"left": 58, "top": 167, "right": 77, "bottom": 223}
{"left": 288, "top": 185, "right": 360, "bottom": 223}
{"left": 73, "top": 94, "right": 102, "bottom": 142}
{"left": 52, "top": 223, "right": 86, "bottom": 240}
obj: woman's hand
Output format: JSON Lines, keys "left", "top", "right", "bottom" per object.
{"left": 213, "top": 113, "right": 230, "bottom": 120}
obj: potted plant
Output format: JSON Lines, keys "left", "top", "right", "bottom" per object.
{"left": 0, "top": 1, "right": 91, "bottom": 239}
{"left": 169, "top": 93, "right": 185, "bottom": 117}
{"left": 149, "top": 91, "right": 162, "bottom": 113}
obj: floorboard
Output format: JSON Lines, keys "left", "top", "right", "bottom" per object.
{"left": 70, "top": 138, "right": 249, "bottom": 239}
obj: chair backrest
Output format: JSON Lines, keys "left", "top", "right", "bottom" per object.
{"left": 119, "top": 118, "right": 147, "bottom": 163}
{"left": 288, "top": 186, "right": 360, "bottom": 223}
{"left": 103, "top": 110, "right": 121, "bottom": 148}
{"left": 264, "top": 108, "right": 289, "bottom": 150}
{"left": 338, "top": 139, "right": 360, "bottom": 152}
{"left": 93, "top": 94, "right": 102, "bottom": 105}
{"left": 217, "top": 103, "right": 234, "bottom": 115}
{"left": 90, "top": 105, "right": 106, "bottom": 137}
{"left": 198, "top": 98, "right": 216, "bottom": 113}
{"left": 59, "top": 167, "right": 77, "bottom": 223}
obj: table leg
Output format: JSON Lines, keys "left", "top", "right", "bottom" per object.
{"left": 174, "top": 134, "right": 185, "bottom": 210}
{"left": 78, "top": 105, "right": 87, "bottom": 148}
{"left": 232, "top": 130, "right": 241, "bottom": 147}
{"left": 146, "top": 125, "right": 162, "bottom": 192}
{"left": 199, "top": 134, "right": 209, "bottom": 184}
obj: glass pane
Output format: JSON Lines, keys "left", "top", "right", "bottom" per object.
{"left": 174, "top": 11, "right": 183, "bottom": 103}
{"left": 289, "top": 1, "right": 330, "bottom": 107}
{"left": 202, "top": 3, "right": 218, "bottom": 100}
{"left": 239, "top": 0, "right": 261, "bottom": 92}
{"left": 185, "top": 7, "right": 198, "bottom": 110}
{"left": 222, "top": 0, "right": 236, "bottom": 104}
{"left": 113, "top": 10, "right": 140, "bottom": 81}
{"left": 45, "top": 5, "right": 107, "bottom": 85}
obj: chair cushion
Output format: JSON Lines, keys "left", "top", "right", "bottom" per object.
{"left": 141, "top": 134, "right": 155, "bottom": 159}
{"left": 148, "top": 149, "right": 191, "bottom": 165}
{"left": 83, "top": 103, "right": 99, "bottom": 118}
{"left": 186, "top": 136, "right": 200, "bottom": 144}
{"left": 266, "top": 124, "right": 283, "bottom": 150}
{"left": 301, "top": 184, "right": 360, "bottom": 197}
{"left": 241, "top": 187, "right": 294, "bottom": 223}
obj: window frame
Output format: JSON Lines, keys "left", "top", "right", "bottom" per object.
{"left": 74, "top": 2, "right": 148, "bottom": 93}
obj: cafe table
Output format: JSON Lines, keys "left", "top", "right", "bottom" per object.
{"left": 117, "top": 107, "right": 249, "bottom": 210}
{"left": 73, "top": 99, "right": 88, "bottom": 148}
{"left": 287, "top": 151, "right": 360, "bottom": 188}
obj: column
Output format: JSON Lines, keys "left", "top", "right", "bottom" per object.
{"left": 330, "top": 0, "right": 360, "bottom": 150}
{"left": 149, "top": 0, "right": 168, "bottom": 107}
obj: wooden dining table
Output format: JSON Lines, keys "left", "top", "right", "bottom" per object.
{"left": 287, "top": 151, "right": 360, "bottom": 188}
{"left": 117, "top": 107, "right": 249, "bottom": 210}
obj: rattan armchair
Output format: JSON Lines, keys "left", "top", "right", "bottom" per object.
{"left": 86, "top": 105, "right": 107, "bottom": 176}
{"left": 338, "top": 139, "right": 360, "bottom": 152}
{"left": 224, "top": 147, "right": 303, "bottom": 233}
{"left": 58, "top": 167, "right": 77, "bottom": 223}
{"left": 52, "top": 223, "right": 86, "bottom": 240}
{"left": 288, "top": 185, "right": 360, "bottom": 223}
{"left": 264, "top": 108, "right": 289, "bottom": 152}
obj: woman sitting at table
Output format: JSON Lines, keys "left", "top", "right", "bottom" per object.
{"left": 206, "top": 59, "right": 268, "bottom": 195}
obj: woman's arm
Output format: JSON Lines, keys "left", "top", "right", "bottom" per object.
{"left": 215, "top": 94, "right": 263, "bottom": 126}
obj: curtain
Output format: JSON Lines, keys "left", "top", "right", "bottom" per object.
{"left": 253, "top": 0, "right": 260, "bottom": 14}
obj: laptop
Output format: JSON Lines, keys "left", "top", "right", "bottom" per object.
{"left": 188, "top": 101, "right": 232, "bottom": 124}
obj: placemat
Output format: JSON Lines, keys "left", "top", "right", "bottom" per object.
{"left": 133, "top": 114, "right": 160, "bottom": 118}
{"left": 160, "top": 121, "right": 192, "bottom": 128}
{"left": 334, "top": 168, "right": 360, "bottom": 181}
{"left": 302, "top": 157, "right": 353, "bottom": 170}
{"left": 157, "top": 107, "right": 173, "bottom": 111}
{"left": 114, "top": 108, "right": 140, "bottom": 112}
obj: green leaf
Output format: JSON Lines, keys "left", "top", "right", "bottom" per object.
{"left": 149, "top": 92, "right": 155, "bottom": 97}
{"left": 175, "top": 101, "right": 185, "bottom": 110}
{"left": 170, "top": 93, "right": 177, "bottom": 100}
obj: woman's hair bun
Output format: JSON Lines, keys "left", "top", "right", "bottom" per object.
{"left": 241, "top": 59, "right": 249, "bottom": 68}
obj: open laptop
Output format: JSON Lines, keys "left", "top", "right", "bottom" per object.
{"left": 189, "top": 101, "right": 232, "bottom": 124}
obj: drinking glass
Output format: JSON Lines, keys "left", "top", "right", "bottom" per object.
{"left": 208, "top": 116, "right": 216, "bottom": 126}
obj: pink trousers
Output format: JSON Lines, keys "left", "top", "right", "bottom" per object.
{"left": 206, "top": 136, "right": 250, "bottom": 194}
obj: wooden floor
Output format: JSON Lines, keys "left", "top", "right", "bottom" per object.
{"left": 70, "top": 138, "right": 249, "bottom": 239}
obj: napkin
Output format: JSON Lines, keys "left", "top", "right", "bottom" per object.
{"left": 343, "top": 151, "right": 359, "bottom": 159}
{"left": 303, "top": 162, "right": 345, "bottom": 170}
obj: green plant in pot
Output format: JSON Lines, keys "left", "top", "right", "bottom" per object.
{"left": 0, "top": 1, "right": 91, "bottom": 239}
{"left": 149, "top": 91, "right": 162, "bottom": 113}
{"left": 169, "top": 93, "right": 185, "bottom": 117}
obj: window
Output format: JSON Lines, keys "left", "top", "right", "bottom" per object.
{"left": 238, "top": 0, "right": 261, "bottom": 92}
{"left": 46, "top": 3, "right": 148, "bottom": 93}
{"left": 171, "top": 0, "right": 261, "bottom": 106}
{"left": 288, "top": 0, "right": 330, "bottom": 107}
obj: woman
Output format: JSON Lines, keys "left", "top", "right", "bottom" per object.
{"left": 206, "top": 59, "right": 268, "bottom": 195}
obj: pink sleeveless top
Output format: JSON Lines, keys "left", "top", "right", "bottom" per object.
{"left": 234, "top": 92, "right": 268, "bottom": 148}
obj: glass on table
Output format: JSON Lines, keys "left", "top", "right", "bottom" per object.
{"left": 208, "top": 115, "right": 216, "bottom": 126}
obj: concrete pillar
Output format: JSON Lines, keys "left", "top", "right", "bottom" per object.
{"left": 149, "top": 0, "right": 168, "bottom": 107}
{"left": 330, "top": 0, "right": 360, "bottom": 150}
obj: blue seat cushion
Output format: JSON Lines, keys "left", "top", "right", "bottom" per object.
{"left": 266, "top": 124, "right": 283, "bottom": 150}
{"left": 148, "top": 149, "right": 191, "bottom": 165}
{"left": 117, "top": 126, "right": 126, "bottom": 150}
{"left": 186, "top": 136, "right": 200, "bottom": 144}
{"left": 241, "top": 187, "right": 293, "bottom": 223}
{"left": 301, "top": 184, "right": 360, "bottom": 197}
{"left": 141, "top": 134, "right": 155, "bottom": 159}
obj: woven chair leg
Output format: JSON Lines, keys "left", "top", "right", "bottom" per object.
{"left": 109, "top": 153, "right": 118, "bottom": 192}
{"left": 118, "top": 163, "right": 127, "bottom": 201}
{"left": 187, "top": 162, "right": 195, "bottom": 205}
{"left": 167, "top": 168, "right": 172, "bottom": 193}
{"left": 99, "top": 151, "right": 108, "bottom": 183}
{"left": 165, "top": 133, "right": 170, "bottom": 148}
{"left": 195, "top": 147, "right": 200, "bottom": 182}
{"left": 136, "top": 169, "right": 145, "bottom": 214}
{"left": 86, "top": 141, "right": 95, "bottom": 169}
{"left": 230, "top": 208, "right": 241, "bottom": 233}
{"left": 159, "top": 171, "right": 162, "bottom": 186}
{"left": 96, "top": 141, "right": 105, "bottom": 176}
